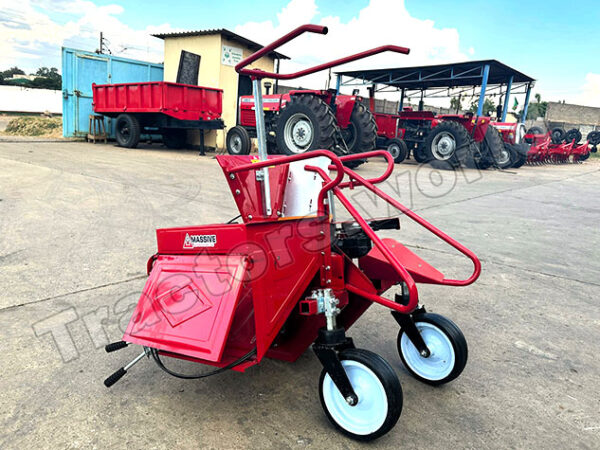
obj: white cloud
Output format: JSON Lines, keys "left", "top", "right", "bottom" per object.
{"left": 574, "top": 73, "right": 600, "bottom": 107}
{"left": 0, "top": 0, "right": 176, "bottom": 73}
{"left": 235, "top": 0, "right": 468, "bottom": 95}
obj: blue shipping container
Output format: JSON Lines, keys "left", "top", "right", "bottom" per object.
{"left": 62, "top": 48, "right": 163, "bottom": 138}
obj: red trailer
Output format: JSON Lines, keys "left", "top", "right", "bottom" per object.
{"left": 92, "top": 81, "right": 224, "bottom": 149}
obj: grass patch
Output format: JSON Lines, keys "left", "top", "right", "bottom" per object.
{"left": 3, "top": 116, "right": 62, "bottom": 137}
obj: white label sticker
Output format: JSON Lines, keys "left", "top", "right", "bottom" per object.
{"left": 183, "top": 233, "right": 217, "bottom": 248}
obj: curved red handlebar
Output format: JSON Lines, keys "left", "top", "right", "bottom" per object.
{"left": 228, "top": 150, "right": 346, "bottom": 210}
{"left": 235, "top": 23, "right": 410, "bottom": 80}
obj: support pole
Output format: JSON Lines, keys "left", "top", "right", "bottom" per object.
{"left": 251, "top": 78, "right": 272, "bottom": 215}
{"left": 476, "top": 64, "right": 490, "bottom": 117}
{"left": 335, "top": 74, "right": 341, "bottom": 94}
{"left": 399, "top": 88, "right": 405, "bottom": 113}
{"left": 501, "top": 76, "right": 513, "bottom": 122}
{"left": 521, "top": 83, "right": 532, "bottom": 124}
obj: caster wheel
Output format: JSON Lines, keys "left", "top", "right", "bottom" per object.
{"left": 319, "top": 348, "right": 403, "bottom": 441}
{"left": 397, "top": 313, "right": 467, "bottom": 385}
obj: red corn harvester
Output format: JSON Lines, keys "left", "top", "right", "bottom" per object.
{"left": 104, "top": 25, "right": 481, "bottom": 441}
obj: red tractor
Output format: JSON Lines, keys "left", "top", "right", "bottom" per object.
{"left": 372, "top": 107, "right": 516, "bottom": 169}
{"left": 226, "top": 89, "right": 376, "bottom": 159}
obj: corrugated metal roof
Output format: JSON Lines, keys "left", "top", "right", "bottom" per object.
{"left": 152, "top": 28, "right": 289, "bottom": 60}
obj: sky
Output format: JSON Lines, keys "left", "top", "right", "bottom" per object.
{"left": 1, "top": 0, "right": 599, "bottom": 107}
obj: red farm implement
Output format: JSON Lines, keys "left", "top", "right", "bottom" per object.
{"left": 92, "top": 81, "right": 224, "bottom": 149}
{"left": 523, "top": 126, "right": 598, "bottom": 164}
{"left": 103, "top": 25, "right": 481, "bottom": 441}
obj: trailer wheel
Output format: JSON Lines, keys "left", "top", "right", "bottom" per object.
{"left": 226, "top": 126, "right": 251, "bottom": 155}
{"left": 319, "top": 348, "right": 402, "bottom": 441}
{"left": 276, "top": 94, "right": 336, "bottom": 155}
{"left": 115, "top": 114, "right": 141, "bottom": 148}
{"left": 386, "top": 138, "right": 408, "bottom": 163}
{"left": 424, "top": 121, "right": 469, "bottom": 167}
{"left": 341, "top": 102, "right": 377, "bottom": 154}
{"left": 483, "top": 126, "right": 512, "bottom": 169}
{"left": 397, "top": 313, "right": 468, "bottom": 386}
{"left": 162, "top": 129, "right": 187, "bottom": 149}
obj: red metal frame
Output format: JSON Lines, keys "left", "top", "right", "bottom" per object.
{"left": 121, "top": 24, "right": 480, "bottom": 377}
{"left": 92, "top": 81, "right": 223, "bottom": 121}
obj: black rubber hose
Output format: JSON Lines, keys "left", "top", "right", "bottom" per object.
{"left": 150, "top": 348, "right": 257, "bottom": 379}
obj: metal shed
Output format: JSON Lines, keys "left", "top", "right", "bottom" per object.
{"left": 336, "top": 60, "right": 536, "bottom": 122}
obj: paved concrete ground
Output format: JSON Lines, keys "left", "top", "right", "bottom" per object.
{"left": 1, "top": 141, "right": 598, "bottom": 449}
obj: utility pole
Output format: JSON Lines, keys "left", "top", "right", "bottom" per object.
{"left": 99, "top": 32, "right": 103, "bottom": 54}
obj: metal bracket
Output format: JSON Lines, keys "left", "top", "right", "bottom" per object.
{"left": 391, "top": 309, "right": 430, "bottom": 357}
{"left": 313, "top": 328, "right": 357, "bottom": 406}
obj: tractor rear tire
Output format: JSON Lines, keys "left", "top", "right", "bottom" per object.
{"left": 162, "top": 129, "right": 187, "bottom": 149}
{"left": 386, "top": 138, "right": 408, "bottom": 163}
{"left": 483, "top": 126, "right": 512, "bottom": 169}
{"left": 412, "top": 145, "right": 430, "bottom": 163}
{"left": 424, "top": 121, "right": 470, "bottom": 168}
{"left": 226, "top": 126, "right": 251, "bottom": 155}
{"left": 343, "top": 102, "right": 377, "bottom": 154}
{"left": 115, "top": 114, "right": 141, "bottom": 148}
{"left": 276, "top": 95, "right": 336, "bottom": 155}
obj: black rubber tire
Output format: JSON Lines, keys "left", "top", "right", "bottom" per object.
{"left": 412, "top": 145, "right": 430, "bottom": 163}
{"left": 319, "top": 348, "right": 403, "bottom": 442}
{"left": 564, "top": 128, "right": 582, "bottom": 144}
{"left": 342, "top": 102, "right": 377, "bottom": 154}
{"left": 483, "top": 126, "right": 512, "bottom": 169}
{"left": 115, "top": 114, "right": 141, "bottom": 148}
{"left": 424, "top": 121, "right": 470, "bottom": 167}
{"left": 397, "top": 313, "right": 468, "bottom": 386}
{"left": 508, "top": 143, "right": 528, "bottom": 168}
{"left": 586, "top": 131, "right": 600, "bottom": 146}
{"left": 276, "top": 94, "right": 336, "bottom": 155}
{"left": 580, "top": 151, "right": 590, "bottom": 161}
{"left": 591, "top": 145, "right": 598, "bottom": 153}
{"left": 527, "top": 126, "right": 544, "bottom": 135}
{"left": 551, "top": 127, "right": 565, "bottom": 144}
{"left": 226, "top": 126, "right": 251, "bottom": 155}
{"left": 267, "top": 140, "right": 279, "bottom": 154}
{"left": 386, "top": 138, "right": 408, "bottom": 163}
{"left": 462, "top": 142, "right": 493, "bottom": 169}
{"left": 162, "top": 129, "right": 187, "bottom": 149}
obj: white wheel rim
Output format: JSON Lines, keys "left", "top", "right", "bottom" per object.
{"left": 388, "top": 143, "right": 400, "bottom": 159}
{"left": 496, "top": 147, "right": 511, "bottom": 165}
{"left": 229, "top": 135, "right": 242, "bottom": 153}
{"left": 284, "top": 113, "right": 314, "bottom": 153}
{"left": 322, "top": 360, "right": 388, "bottom": 435}
{"left": 431, "top": 132, "right": 456, "bottom": 160}
{"left": 400, "top": 322, "right": 455, "bottom": 381}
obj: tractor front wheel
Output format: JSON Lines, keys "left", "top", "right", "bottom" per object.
{"left": 386, "top": 138, "right": 408, "bottom": 163}
{"left": 483, "top": 126, "right": 512, "bottom": 169}
{"left": 226, "top": 126, "right": 251, "bottom": 155}
{"left": 276, "top": 95, "right": 336, "bottom": 155}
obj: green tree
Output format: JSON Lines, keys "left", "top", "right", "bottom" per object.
{"left": 521, "top": 92, "right": 547, "bottom": 120}
{"left": 450, "top": 96, "right": 462, "bottom": 112}
{"left": 469, "top": 98, "right": 495, "bottom": 116}
{"left": 32, "top": 67, "right": 62, "bottom": 90}
{"left": 0, "top": 66, "right": 25, "bottom": 82}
